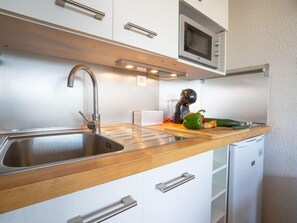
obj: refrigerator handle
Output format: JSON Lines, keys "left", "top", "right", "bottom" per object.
{"left": 231, "top": 135, "right": 264, "bottom": 146}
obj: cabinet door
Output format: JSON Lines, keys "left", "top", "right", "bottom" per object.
{"left": 0, "top": 0, "right": 112, "bottom": 39}
{"left": 113, "top": 0, "right": 179, "bottom": 58}
{"left": 183, "top": 0, "right": 228, "bottom": 29}
{"left": 0, "top": 173, "right": 143, "bottom": 223}
{"left": 143, "top": 151, "right": 213, "bottom": 223}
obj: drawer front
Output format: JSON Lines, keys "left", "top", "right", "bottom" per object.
{"left": 0, "top": 173, "right": 143, "bottom": 223}
{"left": 143, "top": 151, "right": 213, "bottom": 223}
{"left": 0, "top": 0, "right": 112, "bottom": 39}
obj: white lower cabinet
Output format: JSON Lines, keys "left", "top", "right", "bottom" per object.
{"left": 143, "top": 151, "right": 213, "bottom": 223}
{"left": 0, "top": 173, "right": 143, "bottom": 223}
{"left": 0, "top": 151, "right": 213, "bottom": 223}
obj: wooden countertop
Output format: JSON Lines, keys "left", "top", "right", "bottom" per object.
{"left": 0, "top": 124, "right": 271, "bottom": 213}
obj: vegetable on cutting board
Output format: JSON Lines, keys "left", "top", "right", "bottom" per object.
{"left": 204, "top": 118, "right": 241, "bottom": 127}
{"left": 183, "top": 109, "right": 205, "bottom": 129}
{"left": 203, "top": 120, "right": 217, "bottom": 129}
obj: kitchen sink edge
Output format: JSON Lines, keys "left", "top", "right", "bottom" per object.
{"left": 0, "top": 125, "right": 197, "bottom": 175}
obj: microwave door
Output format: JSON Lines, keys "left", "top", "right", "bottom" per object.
{"left": 184, "top": 23, "right": 216, "bottom": 68}
{"left": 179, "top": 14, "right": 219, "bottom": 69}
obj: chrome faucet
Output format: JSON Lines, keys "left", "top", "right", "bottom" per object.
{"left": 67, "top": 64, "right": 100, "bottom": 134}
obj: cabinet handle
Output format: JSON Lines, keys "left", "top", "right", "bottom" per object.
{"left": 155, "top": 172, "right": 195, "bottom": 193}
{"left": 55, "top": 0, "right": 105, "bottom": 20}
{"left": 67, "top": 196, "right": 137, "bottom": 223}
{"left": 124, "top": 22, "right": 157, "bottom": 38}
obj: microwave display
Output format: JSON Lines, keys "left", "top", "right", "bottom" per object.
{"left": 184, "top": 22, "right": 212, "bottom": 61}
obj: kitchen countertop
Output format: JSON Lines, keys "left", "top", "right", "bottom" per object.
{"left": 0, "top": 123, "right": 271, "bottom": 214}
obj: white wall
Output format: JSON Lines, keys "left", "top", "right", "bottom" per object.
{"left": 228, "top": 0, "right": 297, "bottom": 222}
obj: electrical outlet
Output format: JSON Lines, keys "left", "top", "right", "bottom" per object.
{"left": 137, "top": 75, "right": 147, "bottom": 87}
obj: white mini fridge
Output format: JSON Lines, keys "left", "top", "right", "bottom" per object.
{"left": 228, "top": 135, "right": 264, "bottom": 223}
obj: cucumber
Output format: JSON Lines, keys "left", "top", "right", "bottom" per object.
{"left": 204, "top": 118, "right": 241, "bottom": 127}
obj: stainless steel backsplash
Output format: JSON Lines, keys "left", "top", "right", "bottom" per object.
{"left": 201, "top": 73, "right": 269, "bottom": 123}
{"left": 0, "top": 49, "right": 159, "bottom": 131}
{"left": 1, "top": 49, "right": 267, "bottom": 131}
{"left": 159, "top": 80, "right": 202, "bottom": 119}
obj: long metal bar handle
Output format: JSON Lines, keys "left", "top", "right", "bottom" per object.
{"left": 124, "top": 22, "right": 157, "bottom": 38}
{"left": 67, "top": 196, "right": 137, "bottom": 223}
{"left": 155, "top": 172, "right": 195, "bottom": 193}
{"left": 55, "top": 0, "right": 105, "bottom": 20}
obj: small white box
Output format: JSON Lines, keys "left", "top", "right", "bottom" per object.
{"left": 133, "top": 111, "right": 163, "bottom": 126}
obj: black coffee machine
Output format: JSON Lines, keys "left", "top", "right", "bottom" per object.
{"left": 173, "top": 88, "right": 197, "bottom": 123}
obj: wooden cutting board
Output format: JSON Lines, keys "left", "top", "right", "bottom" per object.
{"left": 164, "top": 123, "right": 250, "bottom": 139}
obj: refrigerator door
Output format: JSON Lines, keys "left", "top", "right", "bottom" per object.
{"left": 228, "top": 135, "right": 264, "bottom": 223}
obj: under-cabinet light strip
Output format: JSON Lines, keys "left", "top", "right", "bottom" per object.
{"left": 115, "top": 59, "right": 187, "bottom": 80}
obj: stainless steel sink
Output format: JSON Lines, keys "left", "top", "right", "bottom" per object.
{"left": 0, "top": 130, "right": 126, "bottom": 174}
{"left": 2, "top": 133, "right": 124, "bottom": 168}
{"left": 0, "top": 126, "right": 195, "bottom": 175}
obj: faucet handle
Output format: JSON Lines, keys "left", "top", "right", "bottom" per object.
{"left": 79, "top": 111, "right": 96, "bottom": 130}
{"left": 79, "top": 111, "right": 90, "bottom": 122}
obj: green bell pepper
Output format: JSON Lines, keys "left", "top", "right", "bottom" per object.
{"left": 183, "top": 109, "right": 206, "bottom": 129}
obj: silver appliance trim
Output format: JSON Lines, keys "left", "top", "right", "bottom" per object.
{"left": 201, "top": 64, "right": 270, "bottom": 81}
{"left": 227, "top": 64, "right": 270, "bottom": 77}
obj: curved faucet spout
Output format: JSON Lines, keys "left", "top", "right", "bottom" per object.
{"left": 67, "top": 64, "right": 100, "bottom": 134}
{"left": 67, "top": 64, "right": 98, "bottom": 115}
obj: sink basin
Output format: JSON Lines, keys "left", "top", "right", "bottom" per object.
{"left": 0, "top": 131, "right": 124, "bottom": 173}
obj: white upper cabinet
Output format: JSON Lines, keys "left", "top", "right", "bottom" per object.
{"left": 0, "top": 0, "right": 227, "bottom": 78}
{"left": 0, "top": 0, "right": 113, "bottom": 39}
{"left": 0, "top": 0, "right": 179, "bottom": 58}
{"left": 182, "top": 0, "right": 228, "bottom": 30}
{"left": 113, "top": 0, "right": 179, "bottom": 58}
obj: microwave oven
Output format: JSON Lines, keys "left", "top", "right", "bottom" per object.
{"left": 179, "top": 14, "right": 222, "bottom": 69}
